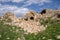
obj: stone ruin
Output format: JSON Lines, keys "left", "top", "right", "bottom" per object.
{"left": 0, "top": 9, "right": 60, "bottom": 33}
{"left": 40, "top": 9, "right": 60, "bottom": 20}
{"left": 22, "top": 10, "right": 42, "bottom": 22}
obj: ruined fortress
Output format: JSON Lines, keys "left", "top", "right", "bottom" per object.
{"left": 0, "top": 9, "right": 60, "bottom": 33}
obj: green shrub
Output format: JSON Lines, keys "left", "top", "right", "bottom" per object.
{"left": 0, "top": 21, "right": 25, "bottom": 40}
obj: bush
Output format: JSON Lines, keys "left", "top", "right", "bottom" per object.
{"left": 0, "top": 21, "right": 25, "bottom": 40}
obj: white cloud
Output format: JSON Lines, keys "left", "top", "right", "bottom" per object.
{"left": 14, "top": 8, "right": 29, "bottom": 17}
{"left": 0, "top": 0, "right": 10, "bottom": 2}
{"left": 0, "top": 0, "right": 24, "bottom": 3}
{"left": 0, "top": 0, "right": 52, "bottom": 17}
{"left": 22, "top": 0, "right": 52, "bottom": 7}
{"left": 12, "top": 0, "right": 24, "bottom": 3}
{"left": 0, "top": 4, "right": 29, "bottom": 17}
{"left": 0, "top": 0, "right": 52, "bottom": 7}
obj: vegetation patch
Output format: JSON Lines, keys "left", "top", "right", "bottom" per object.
{"left": 0, "top": 18, "right": 60, "bottom": 40}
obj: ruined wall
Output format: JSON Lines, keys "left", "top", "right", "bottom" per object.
{"left": 40, "top": 9, "right": 60, "bottom": 20}
{"left": 23, "top": 10, "right": 42, "bottom": 22}
{"left": 18, "top": 10, "right": 46, "bottom": 33}
{"left": 1, "top": 9, "right": 60, "bottom": 33}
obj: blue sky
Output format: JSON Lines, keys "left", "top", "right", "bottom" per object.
{"left": 0, "top": 0, "right": 60, "bottom": 17}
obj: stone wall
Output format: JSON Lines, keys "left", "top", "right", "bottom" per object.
{"left": 1, "top": 9, "right": 60, "bottom": 33}
{"left": 40, "top": 9, "right": 60, "bottom": 20}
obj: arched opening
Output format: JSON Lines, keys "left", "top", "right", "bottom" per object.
{"left": 30, "top": 17, "right": 34, "bottom": 20}
{"left": 57, "top": 14, "right": 60, "bottom": 18}
{"left": 40, "top": 9, "right": 46, "bottom": 14}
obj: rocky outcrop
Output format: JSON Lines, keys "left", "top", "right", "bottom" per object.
{"left": 1, "top": 9, "right": 60, "bottom": 34}
{"left": 18, "top": 11, "right": 46, "bottom": 33}
{"left": 2, "top": 12, "right": 19, "bottom": 23}
{"left": 40, "top": 9, "right": 60, "bottom": 20}
{"left": 24, "top": 10, "right": 42, "bottom": 22}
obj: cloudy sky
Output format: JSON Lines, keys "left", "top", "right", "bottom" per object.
{"left": 0, "top": 0, "right": 60, "bottom": 17}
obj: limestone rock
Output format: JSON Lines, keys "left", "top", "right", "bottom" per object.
{"left": 17, "top": 10, "right": 46, "bottom": 33}
{"left": 40, "top": 9, "right": 60, "bottom": 20}
{"left": 2, "top": 12, "right": 19, "bottom": 23}
{"left": 24, "top": 10, "right": 42, "bottom": 22}
{"left": 1, "top": 9, "right": 60, "bottom": 34}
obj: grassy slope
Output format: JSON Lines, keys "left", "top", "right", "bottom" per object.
{"left": 0, "top": 19, "right": 60, "bottom": 40}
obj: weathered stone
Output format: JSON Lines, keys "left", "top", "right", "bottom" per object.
{"left": 40, "top": 9, "right": 60, "bottom": 20}
{"left": 1, "top": 9, "right": 60, "bottom": 33}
